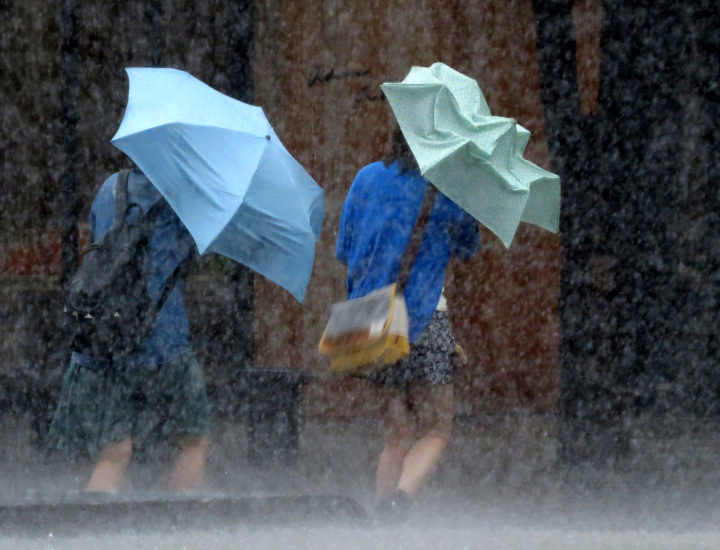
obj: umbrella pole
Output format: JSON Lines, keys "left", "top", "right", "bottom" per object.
{"left": 59, "top": 0, "right": 81, "bottom": 286}
{"left": 226, "top": 0, "right": 255, "bottom": 367}
{"left": 533, "top": 0, "right": 589, "bottom": 467}
{"left": 225, "top": 0, "right": 254, "bottom": 104}
{"left": 231, "top": 263, "right": 254, "bottom": 369}
{"left": 144, "top": 0, "right": 165, "bottom": 67}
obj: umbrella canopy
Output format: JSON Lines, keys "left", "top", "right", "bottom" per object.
{"left": 381, "top": 63, "right": 560, "bottom": 248}
{"left": 112, "top": 68, "right": 324, "bottom": 302}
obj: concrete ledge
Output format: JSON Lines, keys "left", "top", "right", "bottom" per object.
{"left": 0, "top": 493, "right": 368, "bottom": 536}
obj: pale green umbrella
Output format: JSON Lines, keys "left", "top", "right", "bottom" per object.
{"left": 381, "top": 63, "right": 560, "bottom": 248}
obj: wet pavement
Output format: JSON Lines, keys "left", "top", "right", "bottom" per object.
{"left": 2, "top": 415, "right": 720, "bottom": 548}
{"left": 2, "top": 528, "right": 720, "bottom": 550}
{"left": 1, "top": 493, "right": 720, "bottom": 550}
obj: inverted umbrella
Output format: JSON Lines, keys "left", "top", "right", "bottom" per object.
{"left": 112, "top": 68, "right": 324, "bottom": 302}
{"left": 381, "top": 62, "right": 560, "bottom": 247}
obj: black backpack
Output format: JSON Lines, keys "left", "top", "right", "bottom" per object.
{"left": 64, "top": 169, "right": 194, "bottom": 362}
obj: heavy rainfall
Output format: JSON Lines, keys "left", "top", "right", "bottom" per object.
{"left": 0, "top": 0, "right": 719, "bottom": 549}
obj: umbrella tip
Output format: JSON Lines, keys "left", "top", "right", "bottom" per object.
{"left": 265, "top": 135, "right": 271, "bottom": 141}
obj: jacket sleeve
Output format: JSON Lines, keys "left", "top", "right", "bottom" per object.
{"left": 449, "top": 210, "right": 481, "bottom": 261}
{"left": 336, "top": 176, "right": 362, "bottom": 266}
{"left": 88, "top": 210, "right": 97, "bottom": 244}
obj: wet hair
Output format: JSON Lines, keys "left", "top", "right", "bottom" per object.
{"left": 383, "top": 126, "right": 419, "bottom": 174}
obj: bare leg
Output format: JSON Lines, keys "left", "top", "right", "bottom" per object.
{"left": 376, "top": 390, "right": 414, "bottom": 500}
{"left": 170, "top": 434, "right": 210, "bottom": 492}
{"left": 87, "top": 437, "right": 133, "bottom": 493}
{"left": 376, "top": 440, "right": 412, "bottom": 499}
{"left": 395, "top": 383, "right": 453, "bottom": 497}
{"left": 397, "top": 434, "right": 449, "bottom": 496}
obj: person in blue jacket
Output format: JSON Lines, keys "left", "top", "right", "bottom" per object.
{"left": 49, "top": 168, "right": 210, "bottom": 493}
{"left": 336, "top": 127, "right": 480, "bottom": 515}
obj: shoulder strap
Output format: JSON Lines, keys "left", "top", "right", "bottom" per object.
{"left": 396, "top": 183, "right": 438, "bottom": 294}
{"left": 154, "top": 248, "right": 197, "bottom": 317}
{"left": 113, "top": 169, "right": 132, "bottom": 226}
{"left": 141, "top": 195, "right": 169, "bottom": 229}
{"left": 137, "top": 248, "right": 196, "bottom": 335}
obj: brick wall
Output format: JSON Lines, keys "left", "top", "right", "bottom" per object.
{"left": 0, "top": 0, "right": 607, "bottom": 416}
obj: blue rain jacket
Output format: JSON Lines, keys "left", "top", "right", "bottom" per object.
{"left": 336, "top": 161, "right": 480, "bottom": 343}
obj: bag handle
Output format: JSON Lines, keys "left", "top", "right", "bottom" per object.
{"left": 396, "top": 183, "right": 438, "bottom": 294}
{"left": 113, "top": 169, "right": 132, "bottom": 226}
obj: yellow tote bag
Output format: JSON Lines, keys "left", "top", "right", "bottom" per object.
{"left": 319, "top": 284, "right": 409, "bottom": 375}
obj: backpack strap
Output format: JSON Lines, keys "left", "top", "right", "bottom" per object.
{"left": 396, "top": 183, "right": 438, "bottom": 294}
{"left": 156, "top": 248, "right": 196, "bottom": 312}
{"left": 114, "top": 169, "right": 132, "bottom": 226}
{"left": 136, "top": 196, "right": 190, "bottom": 327}
{"left": 144, "top": 193, "right": 169, "bottom": 224}
{"left": 140, "top": 247, "right": 197, "bottom": 333}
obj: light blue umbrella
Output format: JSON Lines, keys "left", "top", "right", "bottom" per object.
{"left": 111, "top": 68, "right": 324, "bottom": 302}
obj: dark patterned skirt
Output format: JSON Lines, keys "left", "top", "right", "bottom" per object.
{"left": 368, "top": 311, "right": 455, "bottom": 387}
{"left": 48, "top": 351, "right": 210, "bottom": 460}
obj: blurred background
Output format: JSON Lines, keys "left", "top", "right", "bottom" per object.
{"left": 0, "top": 0, "right": 719, "bottom": 493}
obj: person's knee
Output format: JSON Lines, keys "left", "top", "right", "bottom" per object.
{"left": 180, "top": 434, "right": 210, "bottom": 453}
{"left": 420, "top": 430, "right": 451, "bottom": 449}
{"left": 383, "top": 444, "right": 410, "bottom": 466}
{"left": 181, "top": 434, "right": 210, "bottom": 449}
{"left": 101, "top": 438, "right": 133, "bottom": 466}
{"left": 384, "top": 425, "right": 415, "bottom": 454}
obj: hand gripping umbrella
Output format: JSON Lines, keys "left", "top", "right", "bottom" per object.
{"left": 112, "top": 68, "right": 324, "bottom": 302}
{"left": 381, "top": 63, "right": 560, "bottom": 248}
